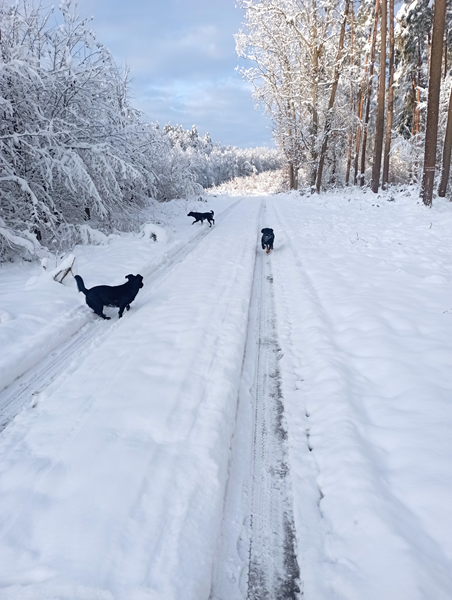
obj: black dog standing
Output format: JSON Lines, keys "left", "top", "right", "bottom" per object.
{"left": 261, "top": 228, "right": 275, "bottom": 254}
{"left": 75, "top": 274, "right": 144, "bottom": 319}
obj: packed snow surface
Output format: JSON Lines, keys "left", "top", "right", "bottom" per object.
{"left": 0, "top": 190, "right": 452, "bottom": 599}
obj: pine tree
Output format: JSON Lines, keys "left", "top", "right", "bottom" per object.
{"left": 420, "top": 0, "right": 447, "bottom": 206}
{"left": 371, "top": 0, "right": 387, "bottom": 192}
{"left": 437, "top": 86, "right": 452, "bottom": 196}
{"left": 382, "top": 0, "right": 395, "bottom": 187}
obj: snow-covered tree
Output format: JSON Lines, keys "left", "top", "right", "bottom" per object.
{"left": 0, "top": 1, "right": 281, "bottom": 262}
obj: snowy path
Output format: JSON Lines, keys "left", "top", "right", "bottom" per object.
{"left": 1, "top": 191, "right": 452, "bottom": 600}
{"left": 210, "top": 200, "right": 300, "bottom": 600}
{"left": 0, "top": 198, "right": 261, "bottom": 600}
{"left": 0, "top": 199, "right": 242, "bottom": 430}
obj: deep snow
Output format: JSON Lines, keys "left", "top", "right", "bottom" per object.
{"left": 0, "top": 189, "right": 452, "bottom": 599}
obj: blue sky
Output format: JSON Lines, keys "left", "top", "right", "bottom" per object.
{"left": 76, "top": 0, "right": 275, "bottom": 148}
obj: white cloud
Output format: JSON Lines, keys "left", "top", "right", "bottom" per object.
{"left": 177, "top": 25, "right": 222, "bottom": 58}
{"left": 72, "top": 0, "right": 274, "bottom": 147}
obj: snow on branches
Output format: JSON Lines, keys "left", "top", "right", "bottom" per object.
{"left": 0, "top": 1, "right": 281, "bottom": 262}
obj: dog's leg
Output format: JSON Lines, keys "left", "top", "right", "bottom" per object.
{"left": 118, "top": 304, "right": 128, "bottom": 318}
{"left": 96, "top": 305, "right": 110, "bottom": 319}
{"left": 87, "top": 297, "right": 110, "bottom": 320}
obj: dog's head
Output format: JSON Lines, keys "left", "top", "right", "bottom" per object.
{"left": 126, "top": 274, "right": 144, "bottom": 288}
{"left": 187, "top": 212, "right": 195, "bottom": 217}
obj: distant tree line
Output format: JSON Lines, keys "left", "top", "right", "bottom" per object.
{"left": 0, "top": 0, "right": 282, "bottom": 262}
{"left": 236, "top": 0, "right": 452, "bottom": 204}
{"left": 161, "top": 124, "right": 282, "bottom": 188}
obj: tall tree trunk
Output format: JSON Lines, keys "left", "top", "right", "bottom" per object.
{"left": 310, "top": 0, "right": 320, "bottom": 190}
{"left": 416, "top": 43, "right": 421, "bottom": 136}
{"left": 360, "top": 0, "right": 380, "bottom": 186}
{"left": 371, "top": 0, "right": 387, "bottom": 192}
{"left": 411, "top": 76, "right": 417, "bottom": 137}
{"left": 421, "top": 0, "right": 447, "bottom": 206}
{"left": 316, "top": 0, "right": 350, "bottom": 192}
{"left": 354, "top": 28, "right": 372, "bottom": 185}
{"left": 382, "top": 0, "right": 394, "bottom": 187}
{"left": 346, "top": 131, "right": 353, "bottom": 185}
{"left": 346, "top": 3, "right": 355, "bottom": 185}
{"left": 438, "top": 86, "right": 452, "bottom": 196}
{"left": 289, "top": 162, "right": 297, "bottom": 190}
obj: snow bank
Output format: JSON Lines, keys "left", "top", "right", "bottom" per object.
{"left": 0, "top": 197, "right": 230, "bottom": 394}
{"left": 140, "top": 223, "right": 167, "bottom": 243}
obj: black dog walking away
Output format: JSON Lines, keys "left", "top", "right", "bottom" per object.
{"left": 75, "top": 274, "right": 144, "bottom": 320}
{"left": 261, "top": 228, "right": 275, "bottom": 254}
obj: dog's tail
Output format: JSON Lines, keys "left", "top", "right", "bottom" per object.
{"left": 74, "top": 274, "right": 88, "bottom": 295}
{"left": 210, "top": 210, "right": 214, "bottom": 216}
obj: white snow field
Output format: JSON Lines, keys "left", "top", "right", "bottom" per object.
{"left": 0, "top": 190, "right": 452, "bottom": 600}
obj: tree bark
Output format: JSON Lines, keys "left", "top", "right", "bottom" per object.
{"left": 438, "top": 86, "right": 452, "bottom": 196}
{"left": 416, "top": 43, "right": 421, "bottom": 136}
{"left": 360, "top": 0, "right": 380, "bottom": 186}
{"left": 382, "top": 0, "right": 394, "bottom": 187}
{"left": 445, "top": 30, "right": 448, "bottom": 79}
{"left": 310, "top": 0, "right": 320, "bottom": 190}
{"left": 411, "top": 75, "right": 416, "bottom": 137}
{"left": 353, "top": 28, "right": 372, "bottom": 185}
{"left": 371, "top": 0, "right": 387, "bottom": 192}
{"left": 316, "top": 0, "right": 350, "bottom": 192}
{"left": 289, "top": 163, "right": 297, "bottom": 190}
{"left": 421, "top": 0, "right": 447, "bottom": 206}
{"left": 346, "top": 3, "right": 355, "bottom": 186}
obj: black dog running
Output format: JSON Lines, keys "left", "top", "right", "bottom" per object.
{"left": 261, "top": 228, "right": 275, "bottom": 254}
{"left": 187, "top": 210, "right": 215, "bottom": 227}
{"left": 75, "top": 274, "right": 144, "bottom": 320}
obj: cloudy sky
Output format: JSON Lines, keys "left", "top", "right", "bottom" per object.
{"left": 75, "top": 0, "right": 274, "bottom": 148}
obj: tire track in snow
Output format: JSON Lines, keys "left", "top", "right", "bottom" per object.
{"left": 210, "top": 200, "right": 301, "bottom": 600}
{"left": 0, "top": 200, "right": 243, "bottom": 433}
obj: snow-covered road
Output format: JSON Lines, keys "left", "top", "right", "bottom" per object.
{"left": 210, "top": 199, "right": 300, "bottom": 600}
{"left": 0, "top": 197, "right": 263, "bottom": 599}
{"left": 1, "top": 191, "right": 452, "bottom": 600}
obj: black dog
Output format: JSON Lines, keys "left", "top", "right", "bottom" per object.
{"left": 74, "top": 274, "right": 144, "bottom": 320}
{"left": 261, "top": 228, "right": 275, "bottom": 254}
{"left": 187, "top": 210, "right": 215, "bottom": 227}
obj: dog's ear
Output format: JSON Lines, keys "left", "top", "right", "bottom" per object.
{"left": 125, "top": 274, "right": 134, "bottom": 280}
